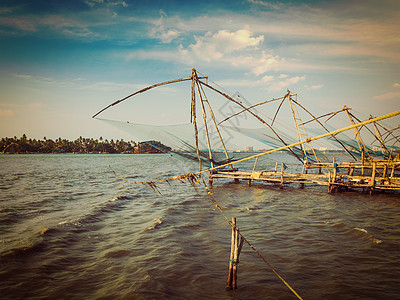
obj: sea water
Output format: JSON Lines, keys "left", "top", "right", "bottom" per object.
{"left": 1, "top": 154, "right": 399, "bottom": 299}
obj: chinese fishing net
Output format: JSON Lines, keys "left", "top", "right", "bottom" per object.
{"left": 93, "top": 74, "right": 400, "bottom": 176}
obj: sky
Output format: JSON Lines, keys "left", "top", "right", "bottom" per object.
{"left": 0, "top": 0, "right": 399, "bottom": 141}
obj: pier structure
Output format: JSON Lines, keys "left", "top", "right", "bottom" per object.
{"left": 211, "top": 156, "right": 400, "bottom": 193}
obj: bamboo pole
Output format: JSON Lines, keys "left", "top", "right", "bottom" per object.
{"left": 332, "top": 157, "right": 337, "bottom": 182}
{"left": 345, "top": 107, "right": 372, "bottom": 161}
{"left": 292, "top": 99, "right": 357, "bottom": 161}
{"left": 288, "top": 92, "right": 307, "bottom": 162}
{"left": 198, "top": 79, "right": 304, "bottom": 163}
{"left": 124, "top": 110, "right": 400, "bottom": 186}
{"left": 92, "top": 77, "right": 193, "bottom": 118}
{"left": 370, "top": 162, "right": 376, "bottom": 195}
{"left": 226, "top": 217, "right": 236, "bottom": 290}
{"left": 271, "top": 92, "right": 290, "bottom": 126}
{"left": 191, "top": 69, "right": 202, "bottom": 171}
{"left": 197, "top": 78, "right": 234, "bottom": 170}
{"left": 218, "top": 95, "right": 287, "bottom": 125}
{"left": 195, "top": 76, "right": 214, "bottom": 169}
{"left": 291, "top": 93, "right": 321, "bottom": 163}
{"left": 226, "top": 217, "right": 244, "bottom": 290}
{"left": 370, "top": 115, "right": 390, "bottom": 156}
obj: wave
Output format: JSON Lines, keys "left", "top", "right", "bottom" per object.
{"left": 331, "top": 223, "right": 383, "bottom": 245}
{"left": 353, "top": 227, "right": 383, "bottom": 244}
{"left": 93, "top": 195, "right": 138, "bottom": 211}
{"left": 145, "top": 217, "right": 163, "bottom": 231}
{"left": 0, "top": 226, "right": 52, "bottom": 260}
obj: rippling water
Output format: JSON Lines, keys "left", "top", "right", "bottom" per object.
{"left": 1, "top": 154, "right": 400, "bottom": 299}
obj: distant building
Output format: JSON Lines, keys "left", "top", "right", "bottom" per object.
{"left": 245, "top": 146, "right": 254, "bottom": 152}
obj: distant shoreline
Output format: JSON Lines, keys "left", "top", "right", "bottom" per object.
{"left": 1, "top": 135, "right": 169, "bottom": 154}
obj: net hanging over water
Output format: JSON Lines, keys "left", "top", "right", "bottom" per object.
{"left": 93, "top": 68, "right": 400, "bottom": 171}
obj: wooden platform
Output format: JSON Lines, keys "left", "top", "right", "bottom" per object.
{"left": 210, "top": 157, "right": 400, "bottom": 194}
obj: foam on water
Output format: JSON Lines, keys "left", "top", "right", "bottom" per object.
{"left": 146, "top": 217, "right": 163, "bottom": 231}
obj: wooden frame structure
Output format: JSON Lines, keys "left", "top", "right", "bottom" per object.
{"left": 93, "top": 69, "right": 400, "bottom": 194}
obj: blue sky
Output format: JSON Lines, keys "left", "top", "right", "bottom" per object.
{"left": 0, "top": 0, "right": 399, "bottom": 140}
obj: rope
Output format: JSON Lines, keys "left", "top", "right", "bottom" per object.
{"left": 103, "top": 110, "right": 399, "bottom": 298}
{"left": 199, "top": 177, "right": 303, "bottom": 300}
{"left": 104, "top": 158, "right": 303, "bottom": 298}
{"left": 120, "top": 110, "right": 400, "bottom": 185}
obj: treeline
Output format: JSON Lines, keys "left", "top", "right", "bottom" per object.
{"left": 1, "top": 134, "right": 171, "bottom": 154}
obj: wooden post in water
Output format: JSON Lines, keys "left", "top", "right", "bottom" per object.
{"left": 226, "top": 217, "right": 244, "bottom": 290}
{"left": 328, "top": 157, "right": 337, "bottom": 193}
{"left": 280, "top": 163, "right": 284, "bottom": 189}
{"left": 332, "top": 157, "right": 337, "bottom": 180}
{"left": 370, "top": 162, "right": 376, "bottom": 195}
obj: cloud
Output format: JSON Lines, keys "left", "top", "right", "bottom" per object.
{"left": 85, "top": 0, "right": 128, "bottom": 8}
{"left": 12, "top": 73, "right": 67, "bottom": 86}
{"left": 0, "top": 16, "right": 37, "bottom": 31}
{"left": 27, "top": 102, "right": 45, "bottom": 110}
{"left": 183, "top": 29, "right": 264, "bottom": 60}
{"left": 149, "top": 10, "right": 180, "bottom": 43}
{"left": 373, "top": 91, "right": 400, "bottom": 101}
{"left": 129, "top": 28, "right": 282, "bottom": 75}
{"left": 393, "top": 83, "right": 400, "bottom": 88}
{"left": 79, "top": 81, "right": 142, "bottom": 92}
{"left": 176, "top": 29, "right": 283, "bottom": 75}
{"left": 259, "top": 75, "right": 274, "bottom": 84}
{"left": 247, "top": 0, "right": 284, "bottom": 10}
{"left": 0, "top": 109, "right": 14, "bottom": 117}
{"left": 305, "top": 84, "right": 323, "bottom": 90}
{"left": 267, "top": 75, "right": 306, "bottom": 92}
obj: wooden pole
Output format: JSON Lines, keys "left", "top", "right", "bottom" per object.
{"left": 292, "top": 98, "right": 357, "bottom": 160}
{"left": 198, "top": 80, "right": 304, "bottom": 163}
{"left": 197, "top": 81, "right": 234, "bottom": 170}
{"left": 288, "top": 92, "right": 307, "bottom": 162}
{"left": 226, "top": 217, "right": 236, "bottom": 290}
{"left": 191, "top": 69, "right": 202, "bottom": 171}
{"left": 226, "top": 217, "right": 244, "bottom": 290}
{"left": 195, "top": 78, "right": 214, "bottom": 169}
{"left": 370, "top": 162, "right": 376, "bottom": 195}
{"left": 330, "top": 157, "right": 337, "bottom": 193}
{"left": 332, "top": 157, "right": 337, "bottom": 181}
{"left": 232, "top": 225, "right": 239, "bottom": 289}
{"left": 141, "top": 110, "right": 400, "bottom": 183}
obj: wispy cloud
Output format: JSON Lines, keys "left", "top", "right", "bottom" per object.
{"left": 78, "top": 81, "right": 142, "bottom": 91}
{"left": 11, "top": 72, "right": 141, "bottom": 92}
{"left": 85, "top": 0, "right": 128, "bottom": 8}
{"left": 218, "top": 74, "right": 306, "bottom": 93}
{"left": 267, "top": 75, "right": 306, "bottom": 92}
{"left": 373, "top": 82, "right": 400, "bottom": 101}
{"left": 28, "top": 102, "right": 46, "bottom": 110}
{"left": 0, "top": 16, "right": 37, "bottom": 31}
{"left": 247, "top": 0, "right": 284, "bottom": 10}
{"left": 373, "top": 92, "right": 400, "bottom": 101}
{"left": 0, "top": 109, "right": 14, "bottom": 117}
{"left": 305, "top": 84, "right": 323, "bottom": 91}
{"left": 12, "top": 73, "right": 75, "bottom": 87}
{"left": 149, "top": 10, "right": 180, "bottom": 43}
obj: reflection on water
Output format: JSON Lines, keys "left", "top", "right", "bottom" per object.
{"left": 0, "top": 154, "right": 399, "bottom": 299}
